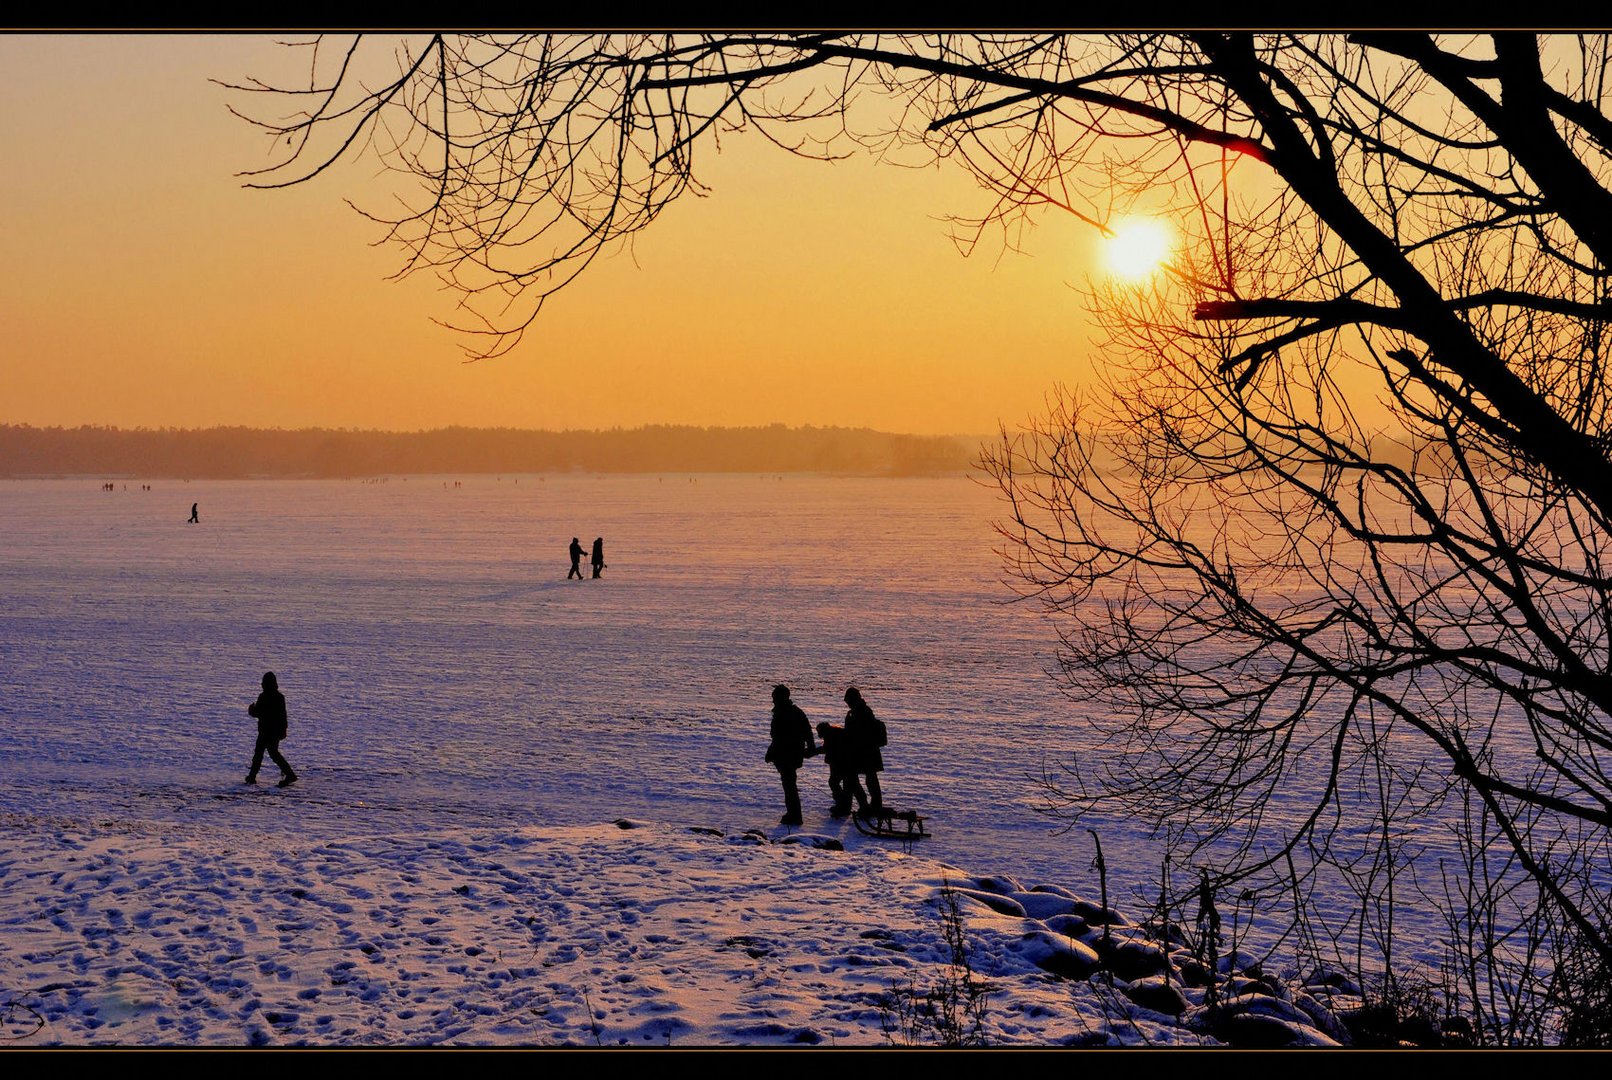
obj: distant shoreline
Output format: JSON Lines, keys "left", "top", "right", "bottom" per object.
{"left": 0, "top": 423, "right": 986, "bottom": 480}
{"left": 4, "top": 470, "right": 977, "bottom": 481}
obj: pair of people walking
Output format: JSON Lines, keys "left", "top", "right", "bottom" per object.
{"left": 568, "top": 537, "right": 606, "bottom": 579}
{"left": 766, "top": 685, "right": 887, "bottom": 826}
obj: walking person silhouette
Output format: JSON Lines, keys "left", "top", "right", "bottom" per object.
{"left": 591, "top": 537, "right": 605, "bottom": 578}
{"left": 568, "top": 537, "right": 585, "bottom": 579}
{"left": 245, "top": 671, "right": 298, "bottom": 788}
{"left": 188, "top": 503, "right": 199, "bottom": 524}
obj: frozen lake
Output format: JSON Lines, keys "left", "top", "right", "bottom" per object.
{"left": 1, "top": 476, "right": 1146, "bottom": 885}
{"left": 8, "top": 471, "right": 1540, "bottom": 986}
{"left": 8, "top": 470, "right": 1602, "bottom": 1046}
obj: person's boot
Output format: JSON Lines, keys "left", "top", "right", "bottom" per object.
{"left": 278, "top": 773, "right": 298, "bottom": 788}
{"left": 243, "top": 774, "right": 258, "bottom": 785}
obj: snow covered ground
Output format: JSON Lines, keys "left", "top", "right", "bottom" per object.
{"left": 1, "top": 817, "right": 1359, "bottom": 1046}
{"left": 0, "top": 476, "right": 1376, "bottom": 1044}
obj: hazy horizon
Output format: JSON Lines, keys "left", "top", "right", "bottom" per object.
{"left": 0, "top": 421, "right": 984, "bottom": 478}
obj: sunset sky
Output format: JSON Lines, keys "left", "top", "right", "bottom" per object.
{"left": 0, "top": 34, "right": 1115, "bottom": 436}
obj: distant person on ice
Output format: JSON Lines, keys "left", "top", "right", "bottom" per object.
{"left": 245, "top": 671, "right": 298, "bottom": 788}
{"left": 591, "top": 537, "right": 605, "bottom": 578}
{"left": 765, "top": 684, "right": 817, "bottom": 827}
{"left": 816, "top": 721, "right": 869, "bottom": 818}
{"left": 568, "top": 537, "right": 585, "bottom": 579}
{"left": 188, "top": 503, "right": 199, "bottom": 524}
{"left": 843, "top": 686, "right": 887, "bottom": 812}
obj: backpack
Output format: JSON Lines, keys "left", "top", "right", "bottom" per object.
{"left": 875, "top": 717, "right": 888, "bottom": 748}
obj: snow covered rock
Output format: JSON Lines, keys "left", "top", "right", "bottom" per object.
{"left": 949, "top": 888, "right": 1028, "bottom": 918}
{"left": 1172, "top": 955, "right": 1213, "bottom": 987}
{"left": 1068, "top": 899, "right": 1130, "bottom": 927}
{"left": 1215, "top": 1011, "right": 1319, "bottom": 1048}
{"left": 1216, "top": 949, "right": 1264, "bottom": 977}
{"left": 1304, "top": 966, "right": 1362, "bottom": 996}
{"left": 776, "top": 833, "right": 844, "bottom": 850}
{"left": 1290, "top": 988, "right": 1354, "bottom": 1045}
{"left": 1095, "top": 933, "right": 1171, "bottom": 981}
{"left": 1183, "top": 995, "right": 1343, "bottom": 1048}
{"left": 1005, "top": 890, "right": 1079, "bottom": 920}
{"left": 1012, "top": 930, "right": 1102, "bottom": 979}
{"left": 1040, "top": 913, "right": 1092, "bottom": 939}
{"left": 968, "top": 874, "right": 1025, "bottom": 895}
{"left": 1122, "top": 976, "right": 1190, "bottom": 1016}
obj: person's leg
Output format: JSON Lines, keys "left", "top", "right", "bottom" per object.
{"left": 865, "top": 772, "right": 882, "bottom": 810}
{"left": 828, "top": 772, "right": 848, "bottom": 814}
{"left": 780, "top": 768, "right": 802, "bottom": 824}
{"left": 247, "top": 735, "right": 267, "bottom": 781}
{"left": 267, "top": 741, "right": 296, "bottom": 781}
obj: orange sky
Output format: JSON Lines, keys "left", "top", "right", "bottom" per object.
{"left": 1, "top": 35, "right": 1113, "bottom": 436}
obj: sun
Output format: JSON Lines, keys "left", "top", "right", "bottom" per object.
{"left": 1104, "top": 217, "right": 1173, "bottom": 280}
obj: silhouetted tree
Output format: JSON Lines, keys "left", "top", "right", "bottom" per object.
{"left": 232, "top": 33, "right": 1612, "bottom": 1040}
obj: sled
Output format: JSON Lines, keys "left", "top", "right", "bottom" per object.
{"left": 852, "top": 806, "right": 929, "bottom": 843}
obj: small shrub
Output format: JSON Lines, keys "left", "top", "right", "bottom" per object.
{"left": 1343, "top": 970, "right": 1447, "bottom": 1048}
{"left": 1556, "top": 928, "right": 1612, "bottom": 1048}
{"left": 879, "top": 882, "right": 990, "bottom": 1047}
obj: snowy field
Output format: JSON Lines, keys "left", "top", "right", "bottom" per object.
{"left": 0, "top": 475, "right": 1393, "bottom": 1044}
{"left": 1, "top": 476, "right": 1138, "bottom": 876}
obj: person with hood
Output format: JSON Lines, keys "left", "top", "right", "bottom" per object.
{"left": 245, "top": 671, "right": 298, "bottom": 788}
{"left": 591, "top": 537, "right": 605, "bottom": 578}
{"left": 843, "top": 686, "right": 886, "bottom": 812}
{"left": 765, "top": 684, "right": 817, "bottom": 826}
{"left": 568, "top": 537, "right": 585, "bottom": 579}
{"left": 816, "top": 721, "right": 869, "bottom": 818}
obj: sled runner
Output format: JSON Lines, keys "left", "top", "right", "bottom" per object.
{"left": 852, "top": 806, "right": 929, "bottom": 843}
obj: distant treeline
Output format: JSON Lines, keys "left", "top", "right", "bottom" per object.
{"left": 0, "top": 424, "right": 982, "bottom": 479}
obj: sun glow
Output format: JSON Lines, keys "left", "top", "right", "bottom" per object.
{"left": 1104, "top": 218, "right": 1173, "bottom": 280}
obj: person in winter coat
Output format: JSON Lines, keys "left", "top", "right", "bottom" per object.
{"left": 843, "top": 686, "right": 885, "bottom": 812}
{"left": 816, "top": 721, "right": 870, "bottom": 817}
{"left": 765, "top": 684, "right": 817, "bottom": 826}
{"left": 568, "top": 537, "right": 586, "bottom": 579}
{"left": 591, "top": 537, "right": 605, "bottom": 578}
{"left": 245, "top": 671, "right": 298, "bottom": 788}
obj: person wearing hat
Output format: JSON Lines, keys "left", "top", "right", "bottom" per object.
{"left": 764, "top": 684, "right": 817, "bottom": 826}
{"left": 245, "top": 671, "right": 298, "bottom": 788}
